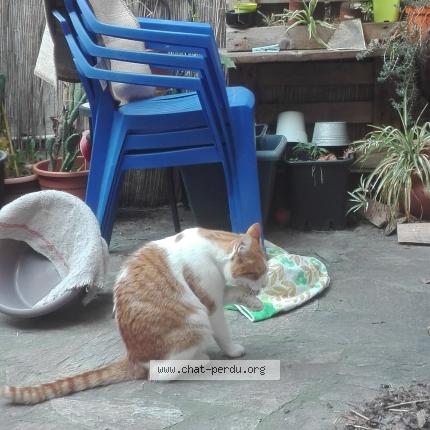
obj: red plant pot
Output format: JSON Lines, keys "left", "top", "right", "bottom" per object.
{"left": 405, "top": 6, "right": 430, "bottom": 40}
{"left": 410, "top": 175, "right": 430, "bottom": 220}
{"left": 4, "top": 173, "right": 40, "bottom": 204}
{"left": 33, "top": 156, "right": 89, "bottom": 200}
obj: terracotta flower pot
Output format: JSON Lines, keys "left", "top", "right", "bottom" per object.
{"left": 410, "top": 175, "right": 430, "bottom": 220}
{"left": 340, "top": 5, "right": 362, "bottom": 21}
{"left": 33, "top": 156, "right": 89, "bottom": 200}
{"left": 4, "top": 173, "right": 40, "bottom": 204}
{"left": 289, "top": 0, "right": 302, "bottom": 12}
{"left": 405, "top": 5, "right": 430, "bottom": 39}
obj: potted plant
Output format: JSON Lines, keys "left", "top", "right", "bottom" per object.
{"left": 284, "top": 142, "right": 354, "bottom": 230}
{"left": 355, "top": 14, "right": 426, "bottom": 171}
{"left": 0, "top": 74, "right": 40, "bottom": 204}
{"left": 33, "top": 83, "right": 89, "bottom": 199}
{"left": 3, "top": 138, "right": 41, "bottom": 204}
{"left": 349, "top": 93, "right": 430, "bottom": 224}
{"left": 270, "top": 0, "right": 335, "bottom": 49}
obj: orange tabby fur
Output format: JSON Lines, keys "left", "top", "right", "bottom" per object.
{"left": 1, "top": 224, "right": 266, "bottom": 404}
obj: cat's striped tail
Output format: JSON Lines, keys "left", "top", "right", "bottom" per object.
{"left": 0, "top": 358, "right": 146, "bottom": 405}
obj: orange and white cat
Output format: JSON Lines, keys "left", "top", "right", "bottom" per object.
{"left": 1, "top": 224, "right": 267, "bottom": 404}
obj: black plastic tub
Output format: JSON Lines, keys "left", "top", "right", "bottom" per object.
{"left": 181, "top": 134, "right": 287, "bottom": 230}
{"left": 286, "top": 155, "right": 354, "bottom": 230}
{"left": 0, "top": 150, "right": 7, "bottom": 208}
{"left": 225, "top": 10, "right": 259, "bottom": 29}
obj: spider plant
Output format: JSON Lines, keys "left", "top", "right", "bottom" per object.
{"left": 349, "top": 93, "right": 430, "bottom": 221}
{"left": 359, "top": 0, "right": 373, "bottom": 21}
{"left": 272, "top": 0, "right": 334, "bottom": 48}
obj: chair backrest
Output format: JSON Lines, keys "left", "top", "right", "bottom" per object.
{"left": 55, "top": 0, "right": 238, "bottom": 170}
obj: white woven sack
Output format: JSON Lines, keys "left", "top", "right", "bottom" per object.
{"left": 88, "top": 0, "right": 156, "bottom": 104}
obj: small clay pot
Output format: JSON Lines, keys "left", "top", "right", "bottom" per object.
{"left": 410, "top": 175, "right": 430, "bottom": 220}
{"left": 4, "top": 173, "right": 40, "bottom": 204}
{"left": 33, "top": 156, "right": 89, "bottom": 200}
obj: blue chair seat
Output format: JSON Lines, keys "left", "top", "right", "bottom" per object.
{"left": 119, "top": 87, "right": 254, "bottom": 131}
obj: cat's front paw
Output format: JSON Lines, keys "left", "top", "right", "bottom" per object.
{"left": 225, "top": 343, "right": 245, "bottom": 358}
{"left": 243, "top": 296, "right": 264, "bottom": 311}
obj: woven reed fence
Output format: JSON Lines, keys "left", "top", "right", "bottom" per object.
{"left": 0, "top": 0, "right": 226, "bottom": 207}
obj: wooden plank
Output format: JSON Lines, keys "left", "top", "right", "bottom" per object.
{"left": 256, "top": 101, "right": 373, "bottom": 124}
{"left": 226, "top": 25, "right": 334, "bottom": 52}
{"left": 362, "top": 200, "right": 390, "bottom": 228}
{"left": 255, "top": 61, "right": 374, "bottom": 85}
{"left": 362, "top": 22, "right": 397, "bottom": 43}
{"left": 222, "top": 47, "right": 383, "bottom": 64}
{"left": 397, "top": 223, "right": 430, "bottom": 244}
{"left": 226, "top": 22, "right": 393, "bottom": 53}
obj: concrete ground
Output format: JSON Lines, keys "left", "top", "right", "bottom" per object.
{"left": 1, "top": 206, "right": 430, "bottom": 429}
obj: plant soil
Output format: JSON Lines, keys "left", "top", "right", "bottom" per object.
{"left": 337, "top": 384, "right": 430, "bottom": 429}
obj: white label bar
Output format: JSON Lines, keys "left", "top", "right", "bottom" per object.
{"left": 149, "top": 360, "right": 280, "bottom": 381}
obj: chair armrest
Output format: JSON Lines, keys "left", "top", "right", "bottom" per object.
{"left": 137, "top": 17, "right": 212, "bottom": 35}
{"left": 54, "top": 10, "right": 203, "bottom": 93}
{"left": 75, "top": 0, "right": 213, "bottom": 50}
{"left": 68, "top": 10, "right": 207, "bottom": 72}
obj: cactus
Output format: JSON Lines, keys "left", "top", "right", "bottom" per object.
{"left": 48, "top": 83, "right": 87, "bottom": 172}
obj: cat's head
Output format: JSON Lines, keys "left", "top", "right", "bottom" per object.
{"left": 225, "top": 224, "right": 268, "bottom": 294}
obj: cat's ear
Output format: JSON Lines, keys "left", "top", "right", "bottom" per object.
{"left": 246, "top": 223, "right": 261, "bottom": 240}
{"left": 234, "top": 235, "right": 252, "bottom": 254}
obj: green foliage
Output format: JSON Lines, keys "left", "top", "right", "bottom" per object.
{"left": 48, "top": 83, "right": 87, "bottom": 172}
{"left": 347, "top": 175, "right": 369, "bottom": 214}
{"left": 349, "top": 94, "right": 430, "bottom": 220}
{"left": 220, "top": 53, "right": 236, "bottom": 69}
{"left": 5, "top": 138, "right": 42, "bottom": 178}
{"left": 291, "top": 142, "right": 328, "bottom": 160}
{"left": 402, "top": 0, "right": 430, "bottom": 6}
{"left": 357, "top": 21, "right": 424, "bottom": 115}
{"left": 271, "top": 0, "right": 335, "bottom": 48}
{"left": 359, "top": 0, "right": 373, "bottom": 21}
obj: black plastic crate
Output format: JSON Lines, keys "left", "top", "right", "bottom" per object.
{"left": 286, "top": 156, "right": 354, "bottom": 230}
{"left": 181, "top": 134, "right": 287, "bottom": 230}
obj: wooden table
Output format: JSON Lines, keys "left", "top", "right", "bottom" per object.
{"left": 223, "top": 24, "right": 397, "bottom": 144}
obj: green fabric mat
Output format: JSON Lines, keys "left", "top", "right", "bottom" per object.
{"left": 226, "top": 242, "right": 330, "bottom": 322}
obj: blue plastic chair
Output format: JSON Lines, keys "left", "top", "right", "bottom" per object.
{"left": 53, "top": 0, "right": 262, "bottom": 244}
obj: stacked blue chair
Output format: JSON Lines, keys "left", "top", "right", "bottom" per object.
{"left": 53, "top": 0, "right": 262, "bottom": 244}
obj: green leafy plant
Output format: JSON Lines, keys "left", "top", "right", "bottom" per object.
{"left": 219, "top": 53, "right": 236, "bottom": 69}
{"left": 359, "top": 0, "right": 373, "bottom": 21}
{"left": 357, "top": 19, "right": 424, "bottom": 116}
{"left": 271, "top": 0, "right": 335, "bottom": 48}
{"left": 5, "top": 138, "right": 42, "bottom": 178}
{"left": 349, "top": 93, "right": 430, "bottom": 221}
{"left": 290, "top": 142, "right": 328, "bottom": 160}
{"left": 46, "top": 83, "right": 87, "bottom": 172}
{"left": 403, "top": 0, "right": 430, "bottom": 6}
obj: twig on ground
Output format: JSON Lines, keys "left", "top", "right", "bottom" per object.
{"left": 384, "top": 398, "right": 430, "bottom": 409}
{"left": 351, "top": 425, "right": 380, "bottom": 430}
{"left": 389, "top": 408, "right": 411, "bottom": 412}
{"left": 350, "top": 409, "right": 370, "bottom": 421}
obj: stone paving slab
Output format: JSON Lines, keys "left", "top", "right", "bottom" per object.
{"left": 1, "top": 207, "right": 430, "bottom": 429}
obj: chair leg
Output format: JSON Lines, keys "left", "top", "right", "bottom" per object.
{"left": 225, "top": 104, "right": 263, "bottom": 234}
{"left": 86, "top": 117, "right": 127, "bottom": 243}
{"left": 167, "top": 167, "right": 181, "bottom": 233}
{"left": 100, "top": 168, "right": 124, "bottom": 243}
